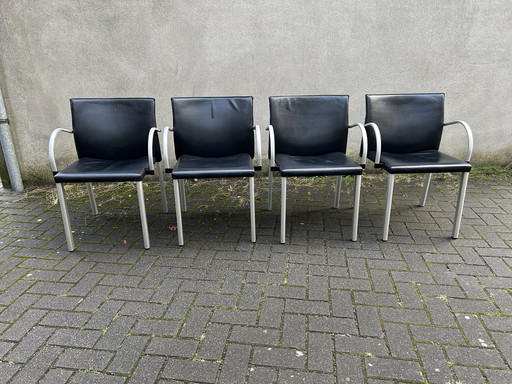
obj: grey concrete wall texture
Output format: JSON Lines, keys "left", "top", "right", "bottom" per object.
{"left": 0, "top": 0, "right": 511, "bottom": 184}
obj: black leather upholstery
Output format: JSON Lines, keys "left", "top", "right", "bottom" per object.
{"left": 365, "top": 94, "right": 471, "bottom": 174}
{"left": 270, "top": 95, "right": 358, "bottom": 177}
{"left": 371, "top": 150, "right": 472, "bottom": 174}
{"left": 365, "top": 94, "right": 444, "bottom": 155}
{"left": 172, "top": 97, "right": 254, "bottom": 159}
{"left": 172, "top": 154, "right": 255, "bottom": 179}
{"left": 275, "top": 153, "right": 362, "bottom": 177}
{"left": 54, "top": 157, "right": 149, "bottom": 182}
{"left": 55, "top": 98, "right": 159, "bottom": 183}
{"left": 170, "top": 97, "right": 256, "bottom": 180}
{"left": 270, "top": 95, "right": 349, "bottom": 156}
{"left": 71, "top": 98, "right": 161, "bottom": 161}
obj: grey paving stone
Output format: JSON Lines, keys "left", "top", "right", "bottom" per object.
{"left": 247, "top": 366, "right": 277, "bottom": 384}
{"left": 128, "top": 355, "right": 166, "bottom": 384}
{"left": 48, "top": 328, "right": 102, "bottom": 349}
{"left": 230, "top": 325, "right": 280, "bottom": 346}
{"left": 56, "top": 348, "right": 114, "bottom": 371}
{"left": 95, "top": 316, "right": 136, "bottom": 351}
{"left": 107, "top": 335, "right": 149, "bottom": 374}
{"left": 252, "top": 346, "right": 305, "bottom": 369}
{"left": 1, "top": 177, "right": 512, "bottom": 383}
{"left": 308, "top": 316, "right": 357, "bottom": 335}
{"left": 278, "top": 370, "right": 335, "bottom": 384}
{"left": 282, "top": 314, "right": 306, "bottom": 349}
{"left": 285, "top": 299, "right": 330, "bottom": 316}
{"left": 336, "top": 354, "right": 364, "bottom": 383}
{"left": 68, "top": 372, "right": 126, "bottom": 383}
{"left": 211, "top": 308, "right": 257, "bottom": 325}
{"left": 6, "top": 326, "right": 54, "bottom": 363}
{"left": 197, "top": 323, "right": 230, "bottom": 360}
{"left": 259, "top": 297, "right": 284, "bottom": 328}
{"left": 39, "top": 369, "right": 74, "bottom": 384}
{"left": 446, "top": 345, "right": 507, "bottom": 368}
{"left": 146, "top": 337, "right": 199, "bottom": 358}
{"left": 308, "top": 332, "right": 334, "bottom": 372}
{"left": 416, "top": 343, "right": 454, "bottom": 384}
{"left": 453, "top": 366, "right": 486, "bottom": 384}
{"left": 364, "top": 357, "right": 424, "bottom": 382}
{"left": 410, "top": 324, "right": 465, "bottom": 345}
{"left": 218, "top": 343, "right": 251, "bottom": 383}
{"left": 40, "top": 311, "right": 91, "bottom": 328}
{"left": 10, "top": 346, "right": 62, "bottom": 384}
{"left": 132, "top": 319, "right": 181, "bottom": 337}
{"left": 1, "top": 309, "right": 47, "bottom": 341}
{"left": 0, "top": 361, "right": 20, "bottom": 384}
{"left": 335, "top": 335, "right": 389, "bottom": 356}
{"left": 162, "top": 358, "right": 220, "bottom": 383}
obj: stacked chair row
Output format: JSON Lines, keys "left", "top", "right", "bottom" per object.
{"left": 49, "top": 94, "right": 473, "bottom": 251}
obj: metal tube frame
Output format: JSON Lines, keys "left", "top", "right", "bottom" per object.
{"left": 56, "top": 183, "right": 75, "bottom": 251}
{"left": 86, "top": 183, "right": 98, "bottom": 215}
{"left": 136, "top": 181, "right": 150, "bottom": 249}
{"left": 250, "top": 177, "right": 256, "bottom": 242}
{"left": 352, "top": 174, "right": 362, "bottom": 241}
{"left": 452, "top": 172, "right": 469, "bottom": 239}
{"left": 383, "top": 174, "right": 395, "bottom": 241}
{"left": 334, "top": 176, "right": 343, "bottom": 208}
{"left": 280, "top": 176, "right": 286, "bottom": 244}
{"left": 173, "top": 179, "right": 184, "bottom": 246}
{"left": 420, "top": 173, "right": 432, "bottom": 207}
{"left": 268, "top": 125, "right": 276, "bottom": 211}
{"left": 179, "top": 179, "right": 187, "bottom": 212}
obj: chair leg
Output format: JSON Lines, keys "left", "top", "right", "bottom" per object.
{"left": 268, "top": 170, "right": 273, "bottom": 211}
{"left": 452, "top": 172, "right": 469, "bottom": 239}
{"left": 249, "top": 177, "right": 256, "bottom": 243}
{"left": 352, "top": 175, "right": 362, "bottom": 242}
{"left": 420, "top": 173, "right": 432, "bottom": 207}
{"left": 136, "top": 181, "right": 150, "bottom": 249}
{"left": 56, "top": 183, "right": 75, "bottom": 251}
{"left": 86, "top": 183, "right": 98, "bottom": 215}
{"left": 383, "top": 174, "right": 395, "bottom": 242}
{"left": 156, "top": 162, "right": 169, "bottom": 213}
{"left": 179, "top": 179, "right": 187, "bottom": 212}
{"left": 173, "top": 179, "right": 184, "bottom": 246}
{"left": 334, "top": 176, "right": 343, "bottom": 208}
{"left": 280, "top": 176, "right": 287, "bottom": 244}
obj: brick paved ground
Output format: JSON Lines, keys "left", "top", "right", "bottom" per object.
{"left": 0, "top": 173, "right": 511, "bottom": 383}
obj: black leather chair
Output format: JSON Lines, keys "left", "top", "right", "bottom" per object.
{"left": 364, "top": 93, "right": 473, "bottom": 241}
{"left": 268, "top": 95, "right": 368, "bottom": 243}
{"left": 49, "top": 98, "right": 168, "bottom": 251}
{"left": 163, "top": 97, "right": 261, "bottom": 246}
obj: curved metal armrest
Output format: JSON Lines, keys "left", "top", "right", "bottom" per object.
{"left": 348, "top": 123, "right": 368, "bottom": 166}
{"left": 162, "top": 126, "right": 174, "bottom": 170}
{"left": 254, "top": 125, "right": 262, "bottom": 168}
{"left": 364, "top": 122, "right": 382, "bottom": 164}
{"left": 49, "top": 128, "right": 73, "bottom": 173}
{"left": 147, "top": 127, "right": 161, "bottom": 171}
{"left": 267, "top": 125, "right": 276, "bottom": 167}
{"left": 443, "top": 120, "right": 473, "bottom": 162}
{"left": 254, "top": 125, "right": 261, "bottom": 169}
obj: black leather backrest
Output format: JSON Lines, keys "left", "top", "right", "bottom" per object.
{"left": 70, "top": 98, "right": 161, "bottom": 161}
{"left": 172, "top": 97, "right": 254, "bottom": 158}
{"left": 365, "top": 93, "right": 444, "bottom": 154}
{"left": 269, "top": 95, "right": 349, "bottom": 156}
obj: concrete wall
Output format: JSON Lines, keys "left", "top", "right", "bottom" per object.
{"left": 1, "top": 0, "right": 511, "bottom": 183}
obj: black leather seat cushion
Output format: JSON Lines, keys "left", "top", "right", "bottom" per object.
{"left": 371, "top": 150, "right": 472, "bottom": 174}
{"left": 172, "top": 154, "right": 255, "bottom": 179}
{"left": 54, "top": 157, "right": 149, "bottom": 183}
{"left": 276, "top": 152, "right": 363, "bottom": 177}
